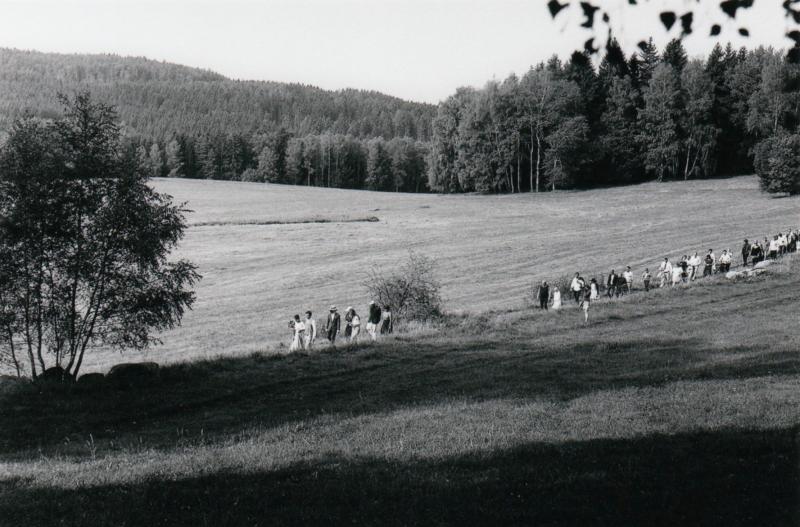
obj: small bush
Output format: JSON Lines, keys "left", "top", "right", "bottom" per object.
{"left": 365, "top": 252, "right": 443, "bottom": 323}
{"left": 754, "top": 135, "right": 800, "bottom": 195}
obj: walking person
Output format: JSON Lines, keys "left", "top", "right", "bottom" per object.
{"left": 290, "top": 314, "right": 305, "bottom": 352}
{"left": 537, "top": 281, "right": 550, "bottom": 310}
{"left": 589, "top": 278, "right": 599, "bottom": 300}
{"left": 688, "top": 252, "right": 701, "bottom": 281}
{"left": 622, "top": 266, "right": 633, "bottom": 294}
{"left": 678, "top": 256, "right": 689, "bottom": 283}
{"left": 641, "top": 268, "right": 652, "bottom": 292}
{"left": 719, "top": 250, "right": 732, "bottom": 273}
{"left": 606, "top": 270, "right": 618, "bottom": 298}
{"left": 658, "top": 258, "right": 672, "bottom": 288}
{"left": 380, "top": 305, "right": 393, "bottom": 335}
{"left": 768, "top": 236, "right": 779, "bottom": 260}
{"left": 366, "top": 301, "right": 382, "bottom": 341}
{"left": 703, "top": 250, "right": 714, "bottom": 277}
{"left": 750, "top": 242, "right": 763, "bottom": 265}
{"left": 741, "top": 239, "right": 751, "bottom": 267}
{"left": 570, "top": 273, "right": 584, "bottom": 304}
{"left": 304, "top": 311, "right": 317, "bottom": 350}
{"left": 671, "top": 260, "right": 682, "bottom": 286}
{"left": 344, "top": 307, "right": 354, "bottom": 339}
{"left": 552, "top": 288, "right": 562, "bottom": 310}
{"left": 348, "top": 308, "right": 361, "bottom": 342}
{"left": 325, "top": 306, "right": 341, "bottom": 346}
{"left": 580, "top": 287, "right": 591, "bottom": 325}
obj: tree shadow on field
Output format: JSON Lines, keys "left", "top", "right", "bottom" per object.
{"left": 2, "top": 335, "right": 799, "bottom": 459}
{"left": 1, "top": 427, "right": 798, "bottom": 527}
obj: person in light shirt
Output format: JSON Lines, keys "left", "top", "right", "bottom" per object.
{"left": 719, "top": 250, "right": 732, "bottom": 273}
{"left": 688, "top": 252, "right": 701, "bottom": 281}
{"left": 303, "top": 311, "right": 317, "bottom": 350}
{"left": 570, "top": 273, "right": 585, "bottom": 304}
{"left": 641, "top": 268, "right": 652, "bottom": 292}
{"left": 290, "top": 314, "right": 305, "bottom": 352}
{"left": 768, "top": 236, "right": 779, "bottom": 260}
{"left": 622, "top": 266, "right": 633, "bottom": 294}
{"left": 658, "top": 258, "right": 672, "bottom": 288}
{"left": 671, "top": 261, "right": 682, "bottom": 286}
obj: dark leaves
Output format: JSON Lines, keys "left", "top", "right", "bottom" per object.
{"left": 547, "top": 0, "right": 568, "bottom": 18}
{"left": 580, "top": 2, "right": 600, "bottom": 28}
{"left": 680, "top": 12, "right": 694, "bottom": 36}
{"left": 720, "top": 0, "right": 754, "bottom": 18}
{"left": 660, "top": 11, "right": 677, "bottom": 31}
{"left": 710, "top": 24, "right": 722, "bottom": 36}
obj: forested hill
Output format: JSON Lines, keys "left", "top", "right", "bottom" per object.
{"left": 0, "top": 48, "right": 434, "bottom": 141}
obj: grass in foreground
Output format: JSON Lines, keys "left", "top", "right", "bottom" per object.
{"left": 1, "top": 264, "right": 800, "bottom": 525}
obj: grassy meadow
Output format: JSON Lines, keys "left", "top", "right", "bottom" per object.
{"left": 69, "top": 175, "right": 800, "bottom": 371}
{"left": 2, "top": 175, "right": 800, "bottom": 525}
{"left": 2, "top": 256, "right": 800, "bottom": 525}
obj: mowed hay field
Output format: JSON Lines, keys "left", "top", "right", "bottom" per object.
{"left": 2, "top": 176, "right": 800, "bottom": 525}
{"left": 75, "top": 175, "right": 799, "bottom": 371}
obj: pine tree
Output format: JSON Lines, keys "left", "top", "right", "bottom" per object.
{"left": 662, "top": 39, "right": 688, "bottom": 73}
{"left": 601, "top": 76, "right": 643, "bottom": 184}
{"left": 638, "top": 64, "right": 682, "bottom": 181}
{"left": 637, "top": 38, "right": 660, "bottom": 87}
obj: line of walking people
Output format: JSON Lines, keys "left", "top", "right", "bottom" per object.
{"left": 288, "top": 301, "right": 394, "bottom": 352}
{"left": 535, "top": 228, "right": 799, "bottom": 324}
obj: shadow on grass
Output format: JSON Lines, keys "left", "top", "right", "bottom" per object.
{"left": 2, "top": 334, "right": 799, "bottom": 459}
{"left": 1, "top": 427, "right": 797, "bottom": 526}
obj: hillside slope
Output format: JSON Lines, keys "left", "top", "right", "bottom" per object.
{"left": 75, "top": 174, "right": 797, "bottom": 372}
{"left": 0, "top": 48, "right": 434, "bottom": 140}
{"left": 2, "top": 261, "right": 800, "bottom": 525}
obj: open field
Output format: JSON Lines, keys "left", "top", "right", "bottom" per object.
{"left": 2, "top": 258, "right": 800, "bottom": 525}
{"left": 65, "top": 175, "right": 800, "bottom": 372}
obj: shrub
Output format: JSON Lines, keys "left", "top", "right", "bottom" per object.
{"left": 365, "top": 252, "right": 443, "bottom": 322}
{"left": 754, "top": 135, "right": 800, "bottom": 195}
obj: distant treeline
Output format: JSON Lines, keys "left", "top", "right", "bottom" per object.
{"left": 2, "top": 44, "right": 798, "bottom": 194}
{"left": 127, "top": 132, "right": 429, "bottom": 192}
{"left": 0, "top": 48, "right": 434, "bottom": 192}
{"left": 428, "top": 39, "right": 797, "bottom": 193}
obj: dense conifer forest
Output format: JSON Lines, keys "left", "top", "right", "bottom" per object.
{"left": 1, "top": 43, "right": 798, "bottom": 194}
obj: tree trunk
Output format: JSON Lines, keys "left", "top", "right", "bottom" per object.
{"left": 684, "top": 144, "right": 691, "bottom": 181}
{"left": 535, "top": 133, "right": 542, "bottom": 193}
{"left": 516, "top": 140, "right": 521, "bottom": 194}
{"left": 529, "top": 125, "right": 534, "bottom": 193}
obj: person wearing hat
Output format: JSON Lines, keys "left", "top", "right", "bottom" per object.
{"left": 367, "top": 301, "right": 382, "bottom": 341}
{"left": 325, "top": 306, "right": 341, "bottom": 345}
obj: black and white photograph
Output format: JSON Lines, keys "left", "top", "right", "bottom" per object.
{"left": 1, "top": 0, "right": 800, "bottom": 525}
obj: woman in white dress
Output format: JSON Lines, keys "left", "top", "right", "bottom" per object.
{"left": 551, "top": 288, "right": 562, "bottom": 310}
{"left": 589, "top": 278, "right": 599, "bottom": 300}
{"left": 349, "top": 309, "right": 361, "bottom": 342}
{"left": 289, "top": 314, "right": 305, "bottom": 351}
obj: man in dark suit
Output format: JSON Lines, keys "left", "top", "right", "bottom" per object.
{"left": 741, "top": 239, "right": 751, "bottom": 267}
{"left": 326, "top": 306, "right": 341, "bottom": 346}
{"left": 537, "top": 281, "right": 550, "bottom": 310}
{"left": 606, "top": 270, "right": 618, "bottom": 298}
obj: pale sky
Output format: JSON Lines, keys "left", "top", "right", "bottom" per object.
{"left": 0, "top": 0, "right": 792, "bottom": 103}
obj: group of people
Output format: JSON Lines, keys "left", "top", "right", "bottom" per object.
{"left": 288, "top": 301, "right": 393, "bottom": 351}
{"left": 535, "top": 228, "right": 799, "bottom": 324}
